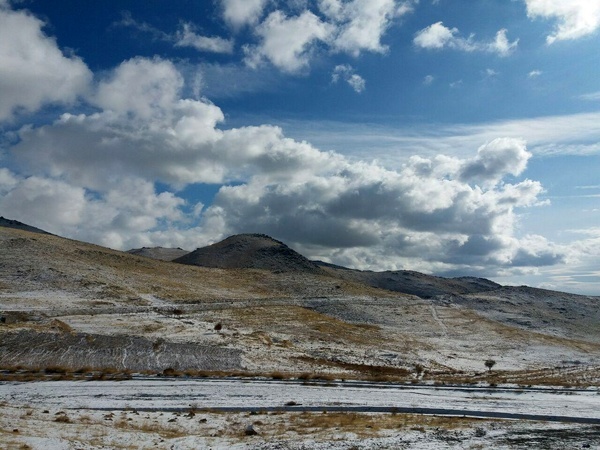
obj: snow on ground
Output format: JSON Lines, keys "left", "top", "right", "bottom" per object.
{"left": 1, "top": 378, "right": 599, "bottom": 419}
{"left": 2, "top": 394, "right": 600, "bottom": 449}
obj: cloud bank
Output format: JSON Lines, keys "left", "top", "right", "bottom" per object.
{"left": 1, "top": 47, "right": 563, "bottom": 275}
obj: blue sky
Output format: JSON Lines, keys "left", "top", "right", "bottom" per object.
{"left": 0, "top": 0, "right": 599, "bottom": 294}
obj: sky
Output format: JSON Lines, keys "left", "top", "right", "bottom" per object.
{"left": 0, "top": 0, "right": 599, "bottom": 295}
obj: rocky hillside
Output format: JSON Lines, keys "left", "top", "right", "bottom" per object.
{"left": 175, "top": 233, "right": 324, "bottom": 274}
{"left": 2, "top": 218, "right": 600, "bottom": 383}
{"left": 318, "top": 262, "right": 500, "bottom": 298}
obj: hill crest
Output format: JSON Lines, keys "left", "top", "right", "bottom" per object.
{"left": 174, "top": 233, "right": 323, "bottom": 274}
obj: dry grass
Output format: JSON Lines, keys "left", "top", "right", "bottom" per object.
{"left": 227, "top": 305, "right": 383, "bottom": 346}
{"left": 0, "top": 365, "right": 133, "bottom": 382}
{"left": 295, "top": 355, "right": 412, "bottom": 382}
{"left": 420, "top": 364, "right": 600, "bottom": 387}
{"left": 284, "top": 412, "right": 488, "bottom": 437}
{"left": 0, "top": 227, "right": 387, "bottom": 303}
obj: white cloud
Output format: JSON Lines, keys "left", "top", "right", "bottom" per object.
{"left": 490, "top": 29, "right": 519, "bottom": 56}
{"left": 244, "top": 10, "right": 333, "bottom": 73}
{"left": 459, "top": 138, "right": 530, "bottom": 186}
{"left": 0, "top": 175, "right": 87, "bottom": 228}
{"left": 244, "top": 1, "right": 416, "bottom": 74}
{"left": 174, "top": 23, "right": 234, "bottom": 53}
{"left": 332, "top": 64, "right": 366, "bottom": 93}
{"left": 0, "top": 2, "right": 92, "bottom": 121}
{"left": 414, "top": 22, "right": 518, "bottom": 56}
{"left": 528, "top": 70, "right": 542, "bottom": 78}
{"left": 0, "top": 167, "right": 18, "bottom": 194}
{"left": 579, "top": 91, "right": 600, "bottom": 101}
{"left": 221, "top": 0, "right": 269, "bottom": 28}
{"left": 414, "top": 21, "right": 459, "bottom": 49}
{"left": 525, "top": 0, "right": 600, "bottom": 43}
{"left": 93, "top": 57, "right": 185, "bottom": 119}
{"left": 423, "top": 75, "right": 434, "bottom": 85}
{"left": 12, "top": 57, "right": 343, "bottom": 190}
{"left": 327, "top": 0, "right": 416, "bottom": 56}
{"left": 0, "top": 172, "right": 187, "bottom": 249}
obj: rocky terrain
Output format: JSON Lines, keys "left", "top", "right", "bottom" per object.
{"left": 318, "top": 262, "right": 501, "bottom": 297}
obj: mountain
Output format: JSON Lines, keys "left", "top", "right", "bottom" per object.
{"left": 0, "top": 216, "right": 51, "bottom": 235}
{"left": 175, "top": 233, "right": 324, "bottom": 274}
{"left": 127, "top": 246, "right": 190, "bottom": 261}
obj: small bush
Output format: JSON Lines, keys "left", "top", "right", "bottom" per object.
{"left": 163, "top": 367, "right": 181, "bottom": 377}
{"left": 484, "top": 360, "right": 496, "bottom": 372}
{"left": 45, "top": 366, "right": 68, "bottom": 374}
{"left": 54, "top": 413, "right": 71, "bottom": 423}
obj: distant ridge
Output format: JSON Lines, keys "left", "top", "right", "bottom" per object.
{"left": 127, "top": 247, "right": 190, "bottom": 262}
{"left": 317, "top": 263, "right": 500, "bottom": 298}
{"left": 0, "top": 216, "right": 51, "bottom": 235}
{"left": 175, "top": 233, "right": 324, "bottom": 274}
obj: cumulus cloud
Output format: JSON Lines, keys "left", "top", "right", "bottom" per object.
{"left": 323, "top": 0, "right": 416, "bottom": 56}
{"left": 244, "top": 0, "right": 416, "bottom": 73}
{"left": 460, "top": 138, "right": 531, "bottom": 186}
{"left": 525, "top": 0, "right": 600, "bottom": 43}
{"left": 0, "top": 2, "right": 92, "bottom": 121}
{"left": 12, "top": 57, "right": 342, "bottom": 190}
{"left": 332, "top": 64, "right": 366, "bottom": 93}
{"left": 244, "top": 10, "right": 333, "bottom": 73}
{"left": 221, "top": 0, "right": 269, "bottom": 28}
{"left": 2, "top": 56, "right": 565, "bottom": 275}
{"left": 414, "top": 22, "right": 518, "bottom": 56}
